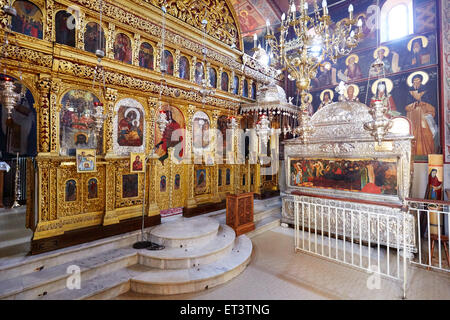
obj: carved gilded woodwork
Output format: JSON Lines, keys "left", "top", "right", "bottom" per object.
{"left": 104, "top": 87, "right": 118, "bottom": 154}
{"left": 37, "top": 76, "right": 51, "bottom": 153}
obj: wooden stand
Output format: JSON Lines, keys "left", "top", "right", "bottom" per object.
{"left": 226, "top": 192, "right": 255, "bottom": 236}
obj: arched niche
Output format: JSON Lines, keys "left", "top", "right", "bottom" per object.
{"left": 221, "top": 72, "right": 229, "bottom": 92}
{"left": 162, "top": 50, "right": 174, "bottom": 76}
{"left": 59, "top": 90, "right": 102, "bottom": 156}
{"left": 113, "top": 98, "right": 146, "bottom": 155}
{"left": 11, "top": 0, "right": 43, "bottom": 39}
{"left": 55, "top": 10, "right": 76, "bottom": 47}
{"left": 209, "top": 67, "right": 217, "bottom": 88}
{"left": 194, "top": 62, "right": 205, "bottom": 85}
{"left": 0, "top": 76, "right": 37, "bottom": 157}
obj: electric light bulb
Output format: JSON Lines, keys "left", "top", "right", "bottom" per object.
{"left": 282, "top": 13, "right": 286, "bottom": 21}
{"left": 304, "top": 2, "right": 308, "bottom": 11}
{"left": 348, "top": 4, "right": 354, "bottom": 12}
{"left": 291, "top": 3, "right": 296, "bottom": 12}
{"left": 357, "top": 19, "right": 363, "bottom": 27}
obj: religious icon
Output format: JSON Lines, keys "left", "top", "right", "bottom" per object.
{"left": 251, "top": 82, "right": 257, "bottom": 100}
{"left": 233, "top": 76, "right": 239, "bottom": 94}
{"left": 243, "top": 80, "right": 249, "bottom": 97}
{"left": 162, "top": 50, "right": 174, "bottom": 75}
{"left": 174, "top": 174, "right": 181, "bottom": 190}
{"left": 114, "top": 33, "right": 132, "bottom": 64}
{"left": 344, "top": 84, "right": 360, "bottom": 102}
{"left": 370, "top": 78, "right": 399, "bottom": 117}
{"left": 290, "top": 158, "right": 398, "bottom": 196}
{"left": 209, "top": 67, "right": 217, "bottom": 88}
{"left": 195, "top": 169, "right": 207, "bottom": 194}
{"left": 338, "top": 54, "right": 363, "bottom": 83}
{"left": 65, "top": 179, "right": 77, "bottom": 202}
{"left": 84, "top": 22, "right": 105, "bottom": 54}
{"left": 217, "top": 115, "right": 228, "bottom": 152}
{"left": 160, "top": 176, "right": 166, "bottom": 192}
{"left": 425, "top": 169, "right": 443, "bottom": 200}
{"left": 226, "top": 168, "right": 231, "bottom": 185}
{"left": 218, "top": 169, "right": 222, "bottom": 186}
{"left": 154, "top": 106, "right": 185, "bottom": 165}
{"left": 405, "top": 71, "right": 438, "bottom": 156}
{"left": 407, "top": 36, "right": 431, "bottom": 67}
{"left": 130, "top": 152, "right": 145, "bottom": 173}
{"left": 117, "top": 106, "right": 143, "bottom": 147}
{"left": 318, "top": 89, "right": 334, "bottom": 110}
{"left": 122, "top": 174, "right": 138, "bottom": 198}
{"left": 179, "top": 56, "right": 190, "bottom": 80}
{"left": 87, "top": 178, "right": 98, "bottom": 199}
{"left": 55, "top": 11, "right": 75, "bottom": 47}
{"left": 369, "top": 46, "right": 400, "bottom": 77}
{"left": 195, "top": 62, "right": 204, "bottom": 85}
{"left": 221, "top": 72, "right": 229, "bottom": 92}
{"left": 11, "top": 1, "right": 43, "bottom": 39}
{"left": 421, "top": 155, "right": 444, "bottom": 236}
{"left": 193, "top": 111, "right": 210, "bottom": 150}
{"left": 76, "top": 149, "right": 96, "bottom": 173}
{"left": 139, "top": 42, "right": 154, "bottom": 69}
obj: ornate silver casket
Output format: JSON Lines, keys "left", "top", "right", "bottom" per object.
{"left": 282, "top": 100, "right": 416, "bottom": 251}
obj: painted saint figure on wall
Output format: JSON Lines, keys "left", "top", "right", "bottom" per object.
{"left": 139, "top": 43, "right": 154, "bottom": 69}
{"left": 405, "top": 71, "right": 438, "bottom": 156}
{"left": 195, "top": 62, "right": 204, "bottom": 85}
{"left": 318, "top": 89, "right": 334, "bottom": 110}
{"left": 192, "top": 111, "right": 210, "bottom": 150}
{"left": 370, "top": 79, "right": 398, "bottom": 117}
{"left": 162, "top": 50, "right": 174, "bottom": 75}
{"left": 407, "top": 36, "right": 431, "bottom": 67}
{"left": 338, "top": 54, "right": 363, "bottom": 82}
{"left": 209, "top": 68, "right": 217, "bottom": 88}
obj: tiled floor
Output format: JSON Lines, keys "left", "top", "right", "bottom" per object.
{"left": 116, "top": 226, "right": 450, "bottom": 300}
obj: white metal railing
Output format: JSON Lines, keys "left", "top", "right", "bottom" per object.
{"left": 291, "top": 195, "right": 409, "bottom": 299}
{"left": 406, "top": 199, "right": 450, "bottom": 273}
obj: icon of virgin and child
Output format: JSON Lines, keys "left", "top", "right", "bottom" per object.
{"left": 118, "top": 107, "right": 143, "bottom": 147}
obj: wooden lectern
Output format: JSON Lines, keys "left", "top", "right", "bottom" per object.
{"left": 226, "top": 192, "right": 255, "bottom": 236}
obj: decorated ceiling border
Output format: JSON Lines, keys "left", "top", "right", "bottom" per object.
{"left": 68, "top": 0, "right": 278, "bottom": 81}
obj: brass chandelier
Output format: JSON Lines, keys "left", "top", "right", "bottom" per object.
{"left": 265, "top": 0, "right": 363, "bottom": 142}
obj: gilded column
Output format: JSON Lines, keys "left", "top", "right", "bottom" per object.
{"left": 133, "top": 33, "right": 141, "bottom": 66}
{"left": 104, "top": 88, "right": 118, "bottom": 156}
{"left": 106, "top": 22, "right": 116, "bottom": 59}
{"left": 0, "top": 0, "right": 7, "bottom": 29}
{"left": 186, "top": 105, "right": 196, "bottom": 208}
{"left": 174, "top": 49, "right": 180, "bottom": 77}
{"left": 147, "top": 97, "right": 158, "bottom": 153}
{"left": 37, "top": 76, "right": 51, "bottom": 154}
{"left": 45, "top": 0, "right": 54, "bottom": 42}
{"left": 218, "top": 66, "right": 223, "bottom": 89}
{"left": 76, "top": 10, "right": 86, "bottom": 50}
{"left": 211, "top": 110, "right": 221, "bottom": 202}
{"left": 50, "top": 79, "right": 62, "bottom": 155}
{"left": 191, "top": 56, "right": 197, "bottom": 82}
{"left": 147, "top": 97, "right": 159, "bottom": 216}
{"left": 155, "top": 42, "right": 162, "bottom": 72}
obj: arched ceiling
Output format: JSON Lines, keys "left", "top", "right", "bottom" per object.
{"left": 231, "top": 0, "right": 347, "bottom": 38}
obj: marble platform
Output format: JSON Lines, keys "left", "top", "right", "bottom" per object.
{"left": 0, "top": 216, "right": 252, "bottom": 299}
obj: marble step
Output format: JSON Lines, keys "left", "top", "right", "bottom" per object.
{"left": 0, "top": 247, "right": 138, "bottom": 300}
{"left": 254, "top": 206, "right": 281, "bottom": 223}
{"left": 0, "top": 241, "right": 30, "bottom": 260}
{"left": 254, "top": 196, "right": 281, "bottom": 208}
{"left": 138, "top": 225, "right": 235, "bottom": 269}
{"left": 0, "top": 212, "right": 26, "bottom": 229}
{"left": 0, "top": 228, "right": 144, "bottom": 282}
{"left": 0, "top": 228, "right": 32, "bottom": 243}
{"left": 129, "top": 235, "right": 252, "bottom": 295}
{"left": 246, "top": 214, "right": 281, "bottom": 238}
{"left": 41, "top": 269, "right": 133, "bottom": 300}
{"left": 149, "top": 216, "right": 220, "bottom": 249}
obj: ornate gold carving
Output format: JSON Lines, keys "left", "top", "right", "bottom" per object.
{"left": 104, "top": 88, "right": 118, "bottom": 154}
{"left": 50, "top": 79, "right": 61, "bottom": 154}
{"left": 107, "top": 22, "right": 116, "bottom": 59}
{"left": 133, "top": 33, "right": 141, "bottom": 66}
{"left": 45, "top": 0, "right": 54, "bottom": 42}
{"left": 37, "top": 76, "right": 51, "bottom": 153}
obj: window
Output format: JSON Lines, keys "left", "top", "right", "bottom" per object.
{"left": 381, "top": 0, "right": 413, "bottom": 42}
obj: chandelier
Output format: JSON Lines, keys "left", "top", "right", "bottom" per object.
{"left": 255, "top": 113, "right": 271, "bottom": 146}
{"left": 265, "top": 0, "right": 363, "bottom": 142}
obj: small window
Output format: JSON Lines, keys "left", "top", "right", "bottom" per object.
{"left": 381, "top": 0, "right": 413, "bottom": 42}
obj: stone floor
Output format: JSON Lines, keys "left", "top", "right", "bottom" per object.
{"left": 116, "top": 226, "right": 450, "bottom": 300}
